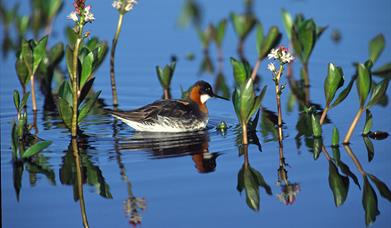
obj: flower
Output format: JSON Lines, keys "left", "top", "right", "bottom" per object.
{"left": 268, "top": 46, "right": 294, "bottom": 64}
{"left": 67, "top": 11, "right": 79, "bottom": 22}
{"left": 113, "top": 0, "right": 137, "bottom": 12}
{"left": 83, "top": 5, "right": 95, "bottom": 23}
{"left": 129, "top": 212, "right": 142, "bottom": 225}
{"left": 267, "top": 63, "right": 276, "bottom": 73}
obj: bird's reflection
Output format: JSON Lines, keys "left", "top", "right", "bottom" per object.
{"left": 114, "top": 129, "right": 220, "bottom": 173}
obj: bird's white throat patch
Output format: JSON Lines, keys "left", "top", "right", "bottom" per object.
{"left": 200, "top": 94, "right": 211, "bottom": 104}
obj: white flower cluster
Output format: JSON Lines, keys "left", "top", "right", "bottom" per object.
{"left": 67, "top": 5, "right": 95, "bottom": 23}
{"left": 267, "top": 46, "right": 294, "bottom": 65}
{"left": 112, "top": 0, "right": 137, "bottom": 12}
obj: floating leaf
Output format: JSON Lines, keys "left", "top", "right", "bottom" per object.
{"left": 368, "top": 174, "right": 391, "bottom": 202}
{"left": 366, "top": 79, "right": 389, "bottom": 109}
{"left": 363, "top": 109, "right": 372, "bottom": 135}
{"left": 324, "top": 63, "right": 344, "bottom": 105}
{"left": 362, "top": 176, "right": 380, "bottom": 226}
{"left": 363, "top": 136, "right": 374, "bottom": 162}
{"left": 328, "top": 160, "right": 349, "bottom": 207}
{"left": 332, "top": 127, "right": 339, "bottom": 146}
{"left": 369, "top": 34, "right": 385, "bottom": 64}
{"left": 356, "top": 63, "right": 372, "bottom": 107}
{"left": 22, "top": 141, "right": 52, "bottom": 159}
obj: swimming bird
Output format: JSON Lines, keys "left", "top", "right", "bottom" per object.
{"left": 111, "top": 80, "right": 228, "bottom": 132}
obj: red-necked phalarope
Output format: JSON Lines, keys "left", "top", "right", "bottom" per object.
{"left": 112, "top": 81, "right": 228, "bottom": 132}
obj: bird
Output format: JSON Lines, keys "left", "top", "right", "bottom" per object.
{"left": 111, "top": 80, "right": 228, "bottom": 132}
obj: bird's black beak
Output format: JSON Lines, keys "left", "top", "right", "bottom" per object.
{"left": 211, "top": 93, "right": 229, "bottom": 101}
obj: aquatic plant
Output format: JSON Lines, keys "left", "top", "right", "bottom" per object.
{"left": 110, "top": 0, "right": 138, "bottom": 107}
{"left": 281, "top": 9, "right": 326, "bottom": 86}
{"left": 30, "top": 0, "right": 63, "bottom": 36}
{"left": 15, "top": 35, "right": 48, "bottom": 111}
{"left": 343, "top": 62, "right": 388, "bottom": 144}
{"left": 60, "top": 0, "right": 104, "bottom": 137}
{"left": 250, "top": 22, "right": 281, "bottom": 81}
{"left": 177, "top": 0, "right": 202, "bottom": 28}
{"left": 267, "top": 46, "right": 294, "bottom": 142}
{"left": 237, "top": 145, "right": 272, "bottom": 211}
{"left": 11, "top": 90, "right": 52, "bottom": 161}
{"left": 230, "top": 12, "right": 257, "bottom": 57}
{"left": 156, "top": 61, "right": 176, "bottom": 99}
{"left": 231, "top": 58, "right": 267, "bottom": 145}
{"left": 211, "top": 18, "right": 227, "bottom": 61}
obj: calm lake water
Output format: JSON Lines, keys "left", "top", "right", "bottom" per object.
{"left": 1, "top": 0, "right": 391, "bottom": 227}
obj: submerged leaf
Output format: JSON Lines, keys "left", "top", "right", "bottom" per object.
{"left": 368, "top": 174, "right": 391, "bottom": 202}
{"left": 363, "top": 136, "right": 374, "bottom": 162}
{"left": 363, "top": 109, "right": 372, "bottom": 136}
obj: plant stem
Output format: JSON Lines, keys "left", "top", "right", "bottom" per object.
{"left": 30, "top": 74, "right": 37, "bottom": 111}
{"left": 274, "top": 66, "right": 284, "bottom": 143}
{"left": 242, "top": 122, "right": 248, "bottom": 145}
{"left": 71, "top": 35, "right": 83, "bottom": 138}
{"left": 243, "top": 144, "right": 249, "bottom": 169}
{"left": 110, "top": 13, "right": 124, "bottom": 107}
{"left": 72, "top": 138, "right": 90, "bottom": 228}
{"left": 302, "top": 64, "right": 310, "bottom": 87}
{"left": 237, "top": 40, "right": 244, "bottom": 58}
{"left": 163, "top": 88, "right": 171, "bottom": 100}
{"left": 250, "top": 58, "right": 261, "bottom": 81}
{"left": 321, "top": 145, "right": 331, "bottom": 161}
{"left": 343, "top": 144, "right": 366, "bottom": 176}
{"left": 319, "top": 105, "right": 329, "bottom": 125}
{"left": 343, "top": 107, "right": 364, "bottom": 144}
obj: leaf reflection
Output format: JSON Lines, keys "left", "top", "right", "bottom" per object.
{"left": 237, "top": 145, "right": 272, "bottom": 211}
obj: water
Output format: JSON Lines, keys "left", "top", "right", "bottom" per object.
{"left": 1, "top": 0, "right": 391, "bottom": 227}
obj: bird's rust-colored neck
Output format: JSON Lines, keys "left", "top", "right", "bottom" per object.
{"left": 189, "top": 85, "right": 208, "bottom": 113}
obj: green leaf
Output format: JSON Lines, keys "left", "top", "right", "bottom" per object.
{"left": 78, "top": 91, "right": 101, "bottom": 122}
{"left": 362, "top": 176, "right": 380, "bottom": 226}
{"left": 330, "top": 76, "right": 355, "bottom": 108}
{"left": 230, "top": 13, "right": 256, "bottom": 41}
{"left": 58, "top": 81, "right": 73, "bottom": 106}
{"left": 328, "top": 161, "right": 349, "bottom": 207}
{"left": 20, "top": 92, "right": 30, "bottom": 113}
{"left": 324, "top": 63, "right": 344, "bottom": 105}
{"left": 215, "top": 19, "right": 227, "bottom": 48}
{"left": 356, "top": 64, "right": 372, "bottom": 107}
{"left": 337, "top": 161, "right": 361, "bottom": 189}
{"left": 11, "top": 121, "right": 18, "bottom": 159}
{"left": 368, "top": 174, "right": 391, "bottom": 202}
{"left": 22, "top": 141, "right": 52, "bottom": 159}
{"left": 255, "top": 23, "right": 264, "bottom": 57}
{"left": 13, "top": 90, "right": 20, "bottom": 111}
{"left": 366, "top": 79, "right": 389, "bottom": 109}
{"left": 32, "top": 35, "right": 48, "bottom": 73}
{"left": 248, "top": 86, "right": 267, "bottom": 120}
{"left": 243, "top": 166, "right": 260, "bottom": 211}
{"left": 281, "top": 9, "right": 293, "bottom": 41}
{"left": 21, "top": 40, "right": 33, "bottom": 74}
{"left": 65, "top": 45, "right": 74, "bottom": 78}
{"left": 332, "top": 127, "right": 339, "bottom": 146}
{"left": 299, "top": 20, "right": 316, "bottom": 64}
{"left": 363, "top": 136, "right": 374, "bottom": 162}
{"left": 363, "top": 109, "right": 372, "bottom": 135}
{"left": 311, "top": 113, "right": 322, "bottom": 137}
{"left": 313, "top": 137, "right": 323, "bottom": 160}
{"left": 258, "top": 26, "right": 281, "bottom": 60}
{"left": 230, "top": 57, "right": 250, "bottom": 86}
{"left": 372, "top": 62, "right": 391, "bottom": 78}
{"left": 369, "top": 34, "right": 385, "bottom": 64}
{"left": 57, "top": 97, "right": 72, "bottom": 129}
{"left": 80, "top": 51, "right": 94, "bottom": 90}
{"left": 48, "top": 42, "right": 64, "bottom": 66}
{"left": 15, "top": 55, "right": 29, "bottom": 86}
{"left": 239, "top": 78, "right": 256, "bottom": 123}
